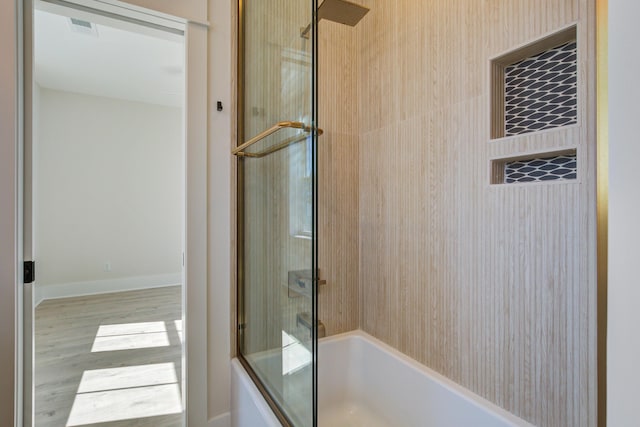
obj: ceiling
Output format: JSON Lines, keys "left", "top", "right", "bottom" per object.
{"left": 34, "top": 8, "right": 184, "bottom": 107}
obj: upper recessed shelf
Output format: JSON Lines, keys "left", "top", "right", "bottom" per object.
{"left": 491, "top": 26, "right": 577, "bottom": 139}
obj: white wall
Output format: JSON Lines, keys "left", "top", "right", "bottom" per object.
{"left": 207, "top": 0, "right": 232, "bottom": 423}
{"left": 35, "top": 88, "right": 182, "bottom": 289}
{"left": 607, "top": 1, "right": 640, "bottom": 426}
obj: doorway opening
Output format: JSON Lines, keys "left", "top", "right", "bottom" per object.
{"left": 29, "top": 2, "right": 186, "bottom": 425}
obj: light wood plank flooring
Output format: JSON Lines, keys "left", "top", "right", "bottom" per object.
{"left": 35, "top": 286, "right": 183, "bottom": 427}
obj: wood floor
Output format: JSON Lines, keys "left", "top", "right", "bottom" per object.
{"left": 35, "top": 286, "right": 183, "bottom": 427}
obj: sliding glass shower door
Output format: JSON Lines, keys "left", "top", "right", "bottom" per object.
{"left": 235, "top": 0, "right": 318, "bottom": 426}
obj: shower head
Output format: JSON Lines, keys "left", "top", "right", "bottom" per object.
{"left": 300, "top": 0, "right": 369, "bottom": 38}
{"left": 318, "top": 0, "right": 370, "bottom": 27}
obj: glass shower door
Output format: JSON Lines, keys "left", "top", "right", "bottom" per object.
{"left": 235, "top": 0, "right": 318, "bottom": 426}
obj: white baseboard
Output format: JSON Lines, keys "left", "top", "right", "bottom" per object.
{"left": 34, "top": 273, "right": 182, "bottom": 307}
{"left": 209, "top": 412, "right": 231, "bottom": 427}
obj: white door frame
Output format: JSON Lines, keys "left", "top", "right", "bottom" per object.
{"left": 4, "top": 0, "right": 209, "bottom": 425}
{"left": 0, "top": 0, "right": 22, "bottom": 425}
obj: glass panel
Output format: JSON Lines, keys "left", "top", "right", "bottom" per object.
{"left": 239, "top": 0, "right": 317, "bottom": 426}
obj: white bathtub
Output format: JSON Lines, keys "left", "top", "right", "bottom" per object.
{"left": 231, "top": 330, "right": 533, "bottom": 427}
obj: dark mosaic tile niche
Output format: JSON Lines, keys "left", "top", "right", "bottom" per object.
{"left": 504, "top": 153, "right": 577, "bottom": 183}
{"left": 504, "top": 41, "right": 577, "bottom": 136}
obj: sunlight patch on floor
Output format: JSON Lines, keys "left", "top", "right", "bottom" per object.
{"left": 91, "top": 322, "right": 169, "bottom": 352}
{"left": 77, "top": 363, "right": 178, "bottom": 393}
{"left": 282, "top": 330, "right": 311, "bottom": 375}
{"left": 66, "top": 363, "right": 182, "bottom": 426}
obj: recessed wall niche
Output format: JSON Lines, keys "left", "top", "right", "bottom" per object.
{"left": 490, "top": 149, "right": 577, "bottom": 185}
{"left": 491, "top": 26, "right": 577, "bottom": 139}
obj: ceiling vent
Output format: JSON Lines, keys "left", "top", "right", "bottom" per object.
{"left": 68, "top": 17, "right": 99, "bottom": 37}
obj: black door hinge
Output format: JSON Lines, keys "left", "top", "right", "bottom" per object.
{"left": 24, "top": 261, "right": 35, "bottom": 284}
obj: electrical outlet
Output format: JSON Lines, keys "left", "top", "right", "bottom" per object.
{"left": 104, "top": 262, "right": 111, "bottom": 272}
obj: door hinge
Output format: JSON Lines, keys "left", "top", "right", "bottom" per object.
{"left": 24, "top": 261, "right": 35, "bottom": 284}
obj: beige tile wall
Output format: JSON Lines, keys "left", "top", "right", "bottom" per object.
{"left": 354, "top": 1, "right": 597, "bottom": 426}
{"left": 318, "top": 19, "right": 360, "bottom": 336}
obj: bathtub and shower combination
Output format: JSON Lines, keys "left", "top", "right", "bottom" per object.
{"left": 235, "top": 0, "right": 540, "bottom": 426}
